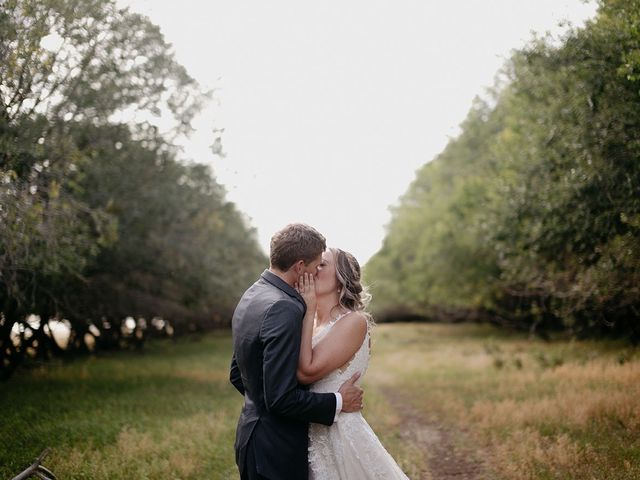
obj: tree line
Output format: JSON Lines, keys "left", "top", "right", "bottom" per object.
{"left": 0, "top": 0, "right": 266, "bottom": 379}
{"left": 365, "top": 0, "right": 640, "bottom": 341}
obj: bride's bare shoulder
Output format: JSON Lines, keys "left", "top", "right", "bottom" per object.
{"left": 332, "top": 311, "right": 367, "bottom": 338}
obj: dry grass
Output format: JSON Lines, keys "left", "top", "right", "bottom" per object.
{"left": 364, "top": 385, "right": 429, "bottom": 479}
{"left": 365, "top": 323, "right": 640, "bottom": 480}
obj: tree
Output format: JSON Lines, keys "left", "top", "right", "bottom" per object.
{"left": 365, "top": 0, "right": 640, "bottom": 340}
{"left": 1, "top": 0, "right": 266, "bottom": 379}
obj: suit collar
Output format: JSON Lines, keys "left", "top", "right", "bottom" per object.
{"left": 261, "top": 269, "right": 305, "bottom": 305}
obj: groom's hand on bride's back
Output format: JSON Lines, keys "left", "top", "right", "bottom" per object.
{"left": 338, "top": 372, "right": 364, "bottom": 413}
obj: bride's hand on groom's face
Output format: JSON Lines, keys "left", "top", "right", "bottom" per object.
{"left": 295, "top": 273, "right": 317, "bottom": 309}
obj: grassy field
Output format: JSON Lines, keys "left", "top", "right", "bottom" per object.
{"left": 1, "top": 332, "right": 240, "bottom": 479}
{"left": 368, "top": 323, "right": 640, "bottom": 479}
{"left": 1, "top": 323, "right": 638, "bottom": 479}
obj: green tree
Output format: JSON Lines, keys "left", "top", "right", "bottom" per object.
{"left": 366, "top": 0, "right": 640, "bottom": 340}
{"left": 1, "top": 0, "right": 265, "bottom": 378}
{"left": 69, "top": 122, "right": 265, "bottom": 334}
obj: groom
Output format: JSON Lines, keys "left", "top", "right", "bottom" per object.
{"left": 230, "top": 223, "right": 364, "bottom": 479}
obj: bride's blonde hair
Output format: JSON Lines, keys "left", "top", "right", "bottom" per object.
{"left": 330, "top": 248, "right": 373, "bottom": 320}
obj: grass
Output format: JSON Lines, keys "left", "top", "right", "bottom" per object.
{"left": 1, "top": 323, "right": 638, "bottom": 479}
{"left": 367, "top": 323, "right": 640, "bottom": 480}
{"left": 0, "top": 333, "right": 240, "bottom": 479}
{"left": 361, "top": 380, "right": 428, "bottom": 478}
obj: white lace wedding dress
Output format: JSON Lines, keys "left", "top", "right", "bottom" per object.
{"left": 308, "top": 312, "right": 410, "bottom": 479}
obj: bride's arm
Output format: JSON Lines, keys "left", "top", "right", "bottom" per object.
{"left": 296, "top": 274, "right": 367, "bottom": 385}
{"left": 297, "top": 312, "right": 367, "bottom": 385}
{"left": 296, "top": 273, "right": 317, "bottom": 384}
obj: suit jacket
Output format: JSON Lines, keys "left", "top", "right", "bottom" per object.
{"left": 230, "top": 270, "right": 336, "bottom": 479}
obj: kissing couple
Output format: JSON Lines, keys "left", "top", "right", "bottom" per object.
{"left": 230, "top": 223, "right": 409, "bottom": 479}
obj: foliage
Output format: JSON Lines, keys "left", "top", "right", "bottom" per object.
{"left": 365, "top": 0, "right": 640, "bottom": 339}
{"left": 0, "top": 0, "right": 203, "bottom": 134}
{"left": 0, "top": 0, "right": 266, "bottom": 379}
{"left": 68, "top": 122, "right": 265, "bottom": 329}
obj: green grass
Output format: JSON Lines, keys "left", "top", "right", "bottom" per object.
{"left": 1, "top": 333, "right": 240, "bottom": 479}
{"left": 2, "top": 323, "right": 639, "bottom": 479}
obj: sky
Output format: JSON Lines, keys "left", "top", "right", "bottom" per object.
{"left": 118, "top": 0, "right": 597, "bottom": 265}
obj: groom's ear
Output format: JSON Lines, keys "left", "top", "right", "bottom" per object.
{"left": 292, "top": 260, "right": 305, "bottom": 275}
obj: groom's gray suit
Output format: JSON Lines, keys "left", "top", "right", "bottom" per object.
{"left": 230, "top": 270, "right": 336, "bottom": 479}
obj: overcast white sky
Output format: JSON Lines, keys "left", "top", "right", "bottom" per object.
{"left": 118, "top": 0, "right": 597, "bottom": 264}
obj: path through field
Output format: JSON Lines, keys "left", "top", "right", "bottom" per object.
{"left": 386, "top": 389, "right": 487, "bottom": 480}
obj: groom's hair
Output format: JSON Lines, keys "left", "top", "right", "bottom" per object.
{"left": 270, "top": 223, "right": 326, "bottom": 271}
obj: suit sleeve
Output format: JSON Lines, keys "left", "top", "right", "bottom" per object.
{"left": 229, "top": 352, "right": 245, "bottom": 395}
{"left": 260, "top": 300, "right": 336, "bottom": 426}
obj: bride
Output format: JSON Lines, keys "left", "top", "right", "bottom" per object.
{"left": 295, "top": 248, "right": 409, "bottom": 480}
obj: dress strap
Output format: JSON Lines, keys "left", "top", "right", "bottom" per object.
{"left": 313, "top": 311, "right": 353, "bottom": 342}
{"left": 328, "top": 310, "right": 352, "bottom": 327}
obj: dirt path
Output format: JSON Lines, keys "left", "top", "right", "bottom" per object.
{"left": 384, "top": 390, "right": 488, "bottom": 480}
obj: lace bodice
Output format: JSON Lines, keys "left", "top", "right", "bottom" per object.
{"left": 309, "top": 311, "right": 371, "bottom": 394}
{"left": 307, "top": 311, "right": 409, "bottom": 479}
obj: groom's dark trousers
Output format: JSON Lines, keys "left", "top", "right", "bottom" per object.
{"left": 230, "top": 270, "right": 336, "bottom": 480}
